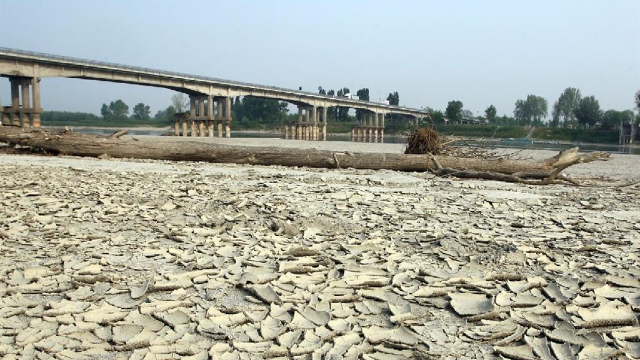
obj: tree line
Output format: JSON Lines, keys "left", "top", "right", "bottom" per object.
{"left": 433, "top": 88, "right": 639, "bottom": 130}
{"left": 45, "top": 87, "right": 640, "bottom": 133}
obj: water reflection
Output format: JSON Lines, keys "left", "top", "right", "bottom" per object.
{"left": 68, "top": 128, "right": 640, "bottom": 155}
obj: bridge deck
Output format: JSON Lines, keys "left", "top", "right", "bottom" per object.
{"left": 0, "top": 47, "right": 427, "bottom": 116}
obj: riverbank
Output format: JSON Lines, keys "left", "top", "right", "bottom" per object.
{"left": 43, "top": 122, "right": 625, "bottom": 145}
{"left": 0, "top": 138, "right": 638, "bottom": 358}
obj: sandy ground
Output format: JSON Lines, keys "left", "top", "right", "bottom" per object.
{"left": 0, "top": 138, "right": 639, "bottom": 359}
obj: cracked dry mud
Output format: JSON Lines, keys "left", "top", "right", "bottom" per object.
{"left": 0, "top": 147, "right": 639, "bottom": 360}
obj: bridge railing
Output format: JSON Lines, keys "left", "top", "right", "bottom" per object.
{"left": 0, "top": 47, "right": 427, "bottom": 115}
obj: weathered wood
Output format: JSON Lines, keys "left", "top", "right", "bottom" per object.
{"left": 0, "top": 127, "right": 606, "bottom": 176}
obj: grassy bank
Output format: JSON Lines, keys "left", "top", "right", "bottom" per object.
{"left": 532, "top": 127, "right": 618, "bottom": 144}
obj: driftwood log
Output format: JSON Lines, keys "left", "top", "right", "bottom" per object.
{"left": 0, "top": 127, "right": 610, "bottom": 184}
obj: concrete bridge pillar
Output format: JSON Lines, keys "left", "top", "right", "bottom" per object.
{"left": 0, "top": 88, "right": 6, "bottom": 126}
{"left": 189, "top": 95, "right": 196, "bottom": 137}
{"left": 296, "top": 106, "right": 303, "bottom": 140}
{"left": 10, "top": 79, "right": 19, "bottom": 125}
{"left": 21, "top": 79, "right": 30, "bottom": 128}
{"left": 380, "top": 113, "right": 385, "bottom": 143}
{"left": 182, "top": 117, "right": 188, "bottom": 137}
{"left": 190, "top": 95, "right": 196, "bottom": 118}
{"left": 0, "top": 86, "right": 5, "bottom": 125}
{"left": 225, "top": 97, "right": 231, "bottom": 138}
{"left": 216, "top": 98, "right": 223, "bottom": 137}
{"left": 4, "top": 77, "right": 41, "bottom": 128}
{"left": 1, "top": 111, "right": 9, "bottom": 126}
{"left": 304, "top": 106, "right": 310, "bottom": 140}
{"left": 322, "top": 107, "right": 327, "bottom": 141}
{"left": 310, "top": 106, "right": 317, "bottom": 141}
{"left": 365, "top": 113, "right": 371, "bottom": 142}
{"left": 207, "top": 96, "right": 214, "bottom": 137}
{"left": 31, "top": 78, "right": 41, "bottom": 128}
{"left": 191, "top": 119, "right": 198, "bottom": 137}
{"left": 198, "top": 96, "right": 206, "bottom": 137}
{"left": 20, "top": 79, "right": 31, "bottom": 128}
{"left": 373, "top": 113, "right": 379, "bottom": 143}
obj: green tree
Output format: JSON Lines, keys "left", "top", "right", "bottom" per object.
{"left": 602, "top": 109, "right": 635, "bottom": 129}
{"left": 385, "top": 92, "right": 400, "bottom": 123}
{"left": 445, "top": 100, "right": 463, "bottom": 123}
{"left": 234, "top": 96, "right": 288, "bottom": 125}
{"left": 153, "top": 105, "right": 176, "bottom": 124}
{"left": 108, "top": 100, "right": 129, "bottom": 119}
{"left": 513, "top": 95, "right": 548, "bottom": 126}
{"left": 386, "top": 92, "right": 399, "bottom": 106}
{"left": 171, "top": 93, "right": 189, "bottom": 113}
{"left": 575, "top": 96, "right": 602, "bottom": 129}
{"left": 133, "top": 103, "right": 151, "bottom": 120}
{"left": 100, "top": 104, "right": 111, "bottom": 119}
{"left": 337, "top": 87, "right": 350, "bottom": 121}
{"left": 326, "top": 89, "right": 337, "bottom": 120}
{"left": 551, "top": 87, "right": 581, "bottom": 128}
{"left": 485, "top": 105, "right": 497, "bottom": 123}
{"left": 635, "top": 90, "right": 640, "bottom": 111}
{"left": 425, "top": 107, "right": 445, "bottom": 124}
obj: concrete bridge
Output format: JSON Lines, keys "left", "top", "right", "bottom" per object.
{"left": 0, "top": 47, "right": 428, "bottom": 141}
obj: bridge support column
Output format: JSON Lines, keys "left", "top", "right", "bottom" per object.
{"left": 10, "top": 79, "right": 19, "bottom": 125}
{"left": 207, "top": 95, "right": 214, "bottom": 137}
{"left": 322, "top": 107, "right": 327, "bottom": 141}
{"left": 31, "top": 78, "right": 41, "bottom": 128}
{"left": 174, "top": 117, "right": 180, "bottom": 136}
{"left": 310, "top": 106, "right": 317, "bottom": 141}
{"left": 225, "top": 97, "right": 232, "bottom": 138}
{"left": 182, "top": 118, "right": 188, "bottom": 137}
{"left": 191, "top": 120, "right": 198, "bottom": 137}
{"left": 2, "top": 77, "right": 42, "bottom": 128}
{"left": 296, "top": 106, "right": 303, "bottom": 140}
{"left": 216, "top": 98, "right": 223, "bottom": 137}
{"left": 189, "top": 95, "right": 196, "bottom": 137}
{"left": 363, "top": 114, "right": 369, "bottom": 142}
{"left": 373, "top": 113, "right": 379, "bottom": 143}
{"left": 380, "top": 113, "right": 385, "bottom": 143}
{"left": 369, "top": 113, "right": 374, "bottom": 142}
{"left": 20, "top": 79, "right": 31, "bottom": 128}
{"left": 198, "top": 96, "right": 206, "bottom": 137}
{"left": 0, "top": 85, "right": 8, "bottom": 126}
{"left": 304, "top": 106, "right": 310, "bottom": 140}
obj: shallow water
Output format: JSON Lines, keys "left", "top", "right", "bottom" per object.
{"left": 71, "top": 128, "right": 640, "bottom": 155}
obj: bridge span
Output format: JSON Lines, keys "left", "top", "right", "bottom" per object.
{"left": 0, "top": 47, "right": 428, "bottom": 141}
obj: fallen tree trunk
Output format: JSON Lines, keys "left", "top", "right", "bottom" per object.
{"left": 0, "top": 127, "right": 609, "bottom": 181}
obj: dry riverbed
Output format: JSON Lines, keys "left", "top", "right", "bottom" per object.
{"left": 0, "top": 138, "right": 639, "bottom": 359}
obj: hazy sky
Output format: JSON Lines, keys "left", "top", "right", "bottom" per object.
{"left": 0, "top": 0, "right": 638, "bottom": 119}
